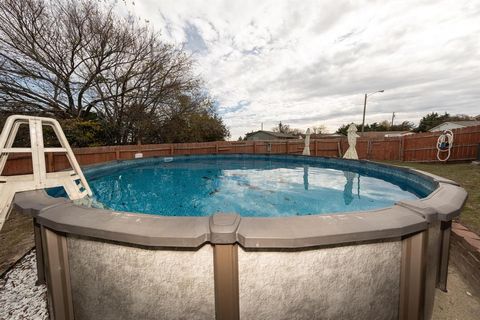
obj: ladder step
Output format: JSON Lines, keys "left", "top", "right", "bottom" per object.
{"left": 47, "top": 171, "right": 76, "bottom": 179}
{"left": 44, "top": 148, "right": 67, "bottom": 153}
{"left": 1, "top": 148, "right": 31, "bottom": 153}
{"left": 0, "top": 174, "right": 34, "bottom": 182}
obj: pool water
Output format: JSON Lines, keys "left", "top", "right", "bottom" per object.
{"left": 73, "top": 157, "right": 430, "bottom": 217}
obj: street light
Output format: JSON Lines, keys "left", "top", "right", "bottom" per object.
{"left": 361, "top": 90, "right": 384, "bottom": 132}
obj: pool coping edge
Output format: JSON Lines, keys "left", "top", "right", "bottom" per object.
{"left": 13, "top": 180, "right": 466, "bottom": 249}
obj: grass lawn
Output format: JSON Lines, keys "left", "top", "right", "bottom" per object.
{"left": 383, "top": 161, "right": 480, "bottom": 235}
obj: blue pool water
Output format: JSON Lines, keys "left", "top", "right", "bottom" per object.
{"left": 59, "top": 155, "right": 434, "bottom": 217}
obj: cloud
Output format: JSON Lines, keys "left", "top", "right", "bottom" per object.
{"left": 127, "top": 0, "right": 480, "bottom": 139}
{"left": 219, "top": 100, "right": 251, "bottom": 114}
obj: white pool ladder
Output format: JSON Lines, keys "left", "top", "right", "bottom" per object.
{"left": 0, "top": 115, "right": 92, "bottom": 230}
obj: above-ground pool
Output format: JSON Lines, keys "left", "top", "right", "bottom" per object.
{"left": 82, "top": 156, "right": 433, "bottom": 217}
{"left": 14, "top": 154, "right": 467, "bottom": 320}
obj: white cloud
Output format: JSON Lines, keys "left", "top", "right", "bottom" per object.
{"left": 126, "top": 0, "right": 480, "bottom": 138}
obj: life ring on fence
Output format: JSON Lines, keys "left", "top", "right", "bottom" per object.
{"left": 437, "top": 130, "right": 453, "bottom": 162}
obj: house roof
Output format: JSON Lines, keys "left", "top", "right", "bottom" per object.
{"left": 446, "top": 120, "right": 480, "bottom": 126}
{"left": 245, "top": 130, "right": 297, "bottom": 139}
{"left": 358, "top": 131, "right": 411, "bottom": 138}
{"left": 429, "top": 121, "right": 480, "bottom": 132}
{"left": 306, "top": 133, "right": 345, "bottom": 139}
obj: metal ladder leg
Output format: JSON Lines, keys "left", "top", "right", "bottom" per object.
{"left": 0, "top": 185, "right": 15, "bottom": 230}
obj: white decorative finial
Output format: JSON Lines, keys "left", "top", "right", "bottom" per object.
{"left": 343, "top": 124, "right": 360, "bottom": 159}
{"left": 302, "top": 128, "right": 311, "bottom": 156}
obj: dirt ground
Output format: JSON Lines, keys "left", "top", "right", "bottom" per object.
{"left": 433, "top": 262, "right": 480, "bottom": 319}
{"left": 0, "top": 209, "right": 34, "bottom": 275}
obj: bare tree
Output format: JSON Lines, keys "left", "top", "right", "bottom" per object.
{"left": 272, "top": 122, "right": 304, "bottom": 135}
{"left": 93, "top": 34, "right": 200, "bottom": 144}
{"left": 0, "top": 0, "right": 225, "bottom": 144}
{"left": 0, "top": 0, "right": 128, "bottom": 117}
{"left": 312, "top": 124, "right": 327, "bottom": 134}
{"left": 0, "top": 0, "right": 228, "bottom": 145}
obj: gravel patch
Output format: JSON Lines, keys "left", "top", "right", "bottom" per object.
{"left": 0, "top": 250, "right": 48, "bottom": 320}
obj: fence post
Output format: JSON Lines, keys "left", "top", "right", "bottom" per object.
{"left": 115, "top": 149, "right": 120, "bottom": 160}
{"left": 47, "top": 153, "right": 54, "bottom": 172}
{"left": 253, "top": 141, "right": 256, "bottom": 154}
{"left": 400, "top": 137, "right": 405, "bottom": 162}
{"left": 170, "top": 145, "right": 174, "bottom": 155}
{"left": 366, "top": 139, "right": 372, "bottom": 159}
{"left": 215, "top": 142, "right": 219, "bottom": 154}
{"left": 285, "top": 141, "right": 289, "bottom": 154}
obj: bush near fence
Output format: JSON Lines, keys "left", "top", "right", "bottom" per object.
{"left": 2, "top": 125, "right": 480, "bottom": 176}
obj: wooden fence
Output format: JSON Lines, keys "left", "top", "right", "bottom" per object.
{"left": 2, "top": 125, "right": 480, "bottom": 176}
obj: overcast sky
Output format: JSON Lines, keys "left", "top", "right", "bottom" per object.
{"left": 126, "top": 0, "right": 480, "bottom": 139}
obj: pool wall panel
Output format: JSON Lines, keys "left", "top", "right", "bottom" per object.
{"left": 237, "top": 240, "right": 401, "bottom": 320}
{"left": 67, "top": 236, "right": 215, "bottom": 320}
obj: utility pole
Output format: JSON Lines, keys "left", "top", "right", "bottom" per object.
{"left": 391, "top": 112, "right": 395, "bottom": 127}
{"left": 361, "top": 90, "right": 385, "bottom": 132}
{"left": 361, "top": 94, "right": 367, "bottom": 133}
{"left": 261, "top": 122, "right": 263, "bottom": 130}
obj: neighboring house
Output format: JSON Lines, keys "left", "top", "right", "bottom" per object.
{"left": 245, "top": 130, "right": 298, "bottom": 141}
{"left": 358, "top": 131, "right": 413, "bottom": 139}
{"left": 429, "top": 121, "right": 480, "bottom": 132}
{"left": 306, "top": 133, "right": 345, "bottom": 139}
